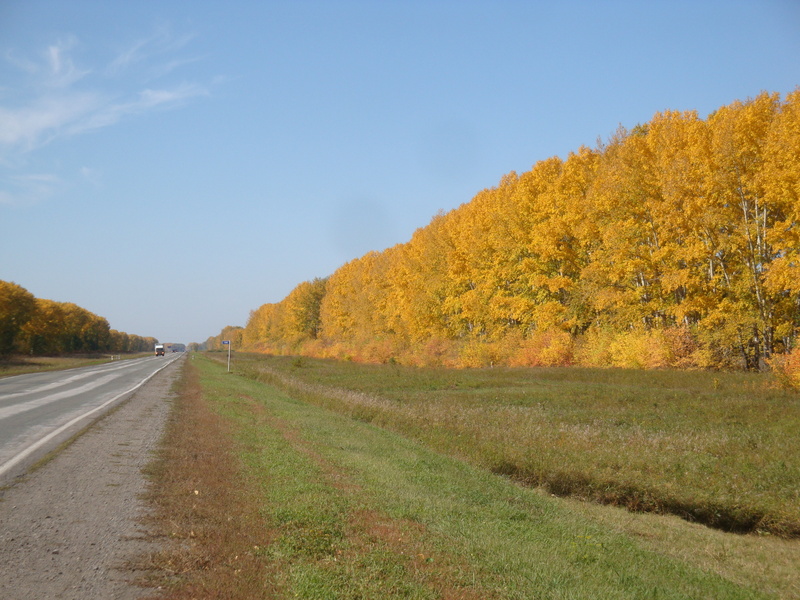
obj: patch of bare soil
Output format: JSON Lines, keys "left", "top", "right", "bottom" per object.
{"left": 137, "top": 361, "right": 280, "bottom": 599}
{"left": 0, "top": 358, "right": 182, "bottom": 600}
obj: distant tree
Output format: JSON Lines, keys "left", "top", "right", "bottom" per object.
{"left": 0, "top": 281, "right": 37, "bottom": 356}
{"left": 18, "top": 299, "right": 66, "bottom": 355}
{"left": 286, "top": 277, "right": 328, "bottom": 340}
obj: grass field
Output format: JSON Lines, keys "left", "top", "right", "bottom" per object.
{"left": 231, "top": 353, "right": 800, "bottom": 538}
{"left": 143, "top": 355, "right": 800, "bottom": 598}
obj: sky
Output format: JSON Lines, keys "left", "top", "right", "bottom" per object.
{"left": 1, "top": 1, "right": 799, "bottom": 345}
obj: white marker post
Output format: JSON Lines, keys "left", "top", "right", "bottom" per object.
{"left": 222, "top": 340, "right": 231, "bottom": 372}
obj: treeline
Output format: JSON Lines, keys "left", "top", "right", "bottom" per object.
{"left": 0, "top": 280, "right": 157, "bottom": 357}
{"left": 219, "top": 91, "right": 800, "bottom": 370}
{"left": 200, "top": 325, "right": 245, "bottom": 352}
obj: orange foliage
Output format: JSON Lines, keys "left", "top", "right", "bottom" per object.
{"left": 769, "top": 347, "right": 800, "bottom": 390}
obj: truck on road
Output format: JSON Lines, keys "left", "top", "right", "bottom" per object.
{"left": 155, "top": 344, "right": 165, "bottom": 357}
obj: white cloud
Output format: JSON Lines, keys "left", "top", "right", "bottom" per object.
{"left": 150, "top": 55, "right": 206, "bottom": 78}
{"left": 60, "top": 82, "right": 208, "bottom": 139}
{"left": 0, "top": 29, "right": 208, "bottom": 155}
{"left": 0, "top": 28, "right": 211, "bottom": 206}
{"left": 107, "top": 25, "right": 198, "bottom": 78}
{"left": 0, "top": 92, "right": 101, "bottom": 149}
{"left": 3, "top": 49, "right": 38, "bottom": 75}
{"left": 0, "top": 173, "right": 61, "bottom": 206}
{"left": 44, "top": 36, "right": 91, "bottom": 88}
{"left": 107, "top": 37, "right": 150, "bottom": 75}
{"left": 80, "top": 166, "right": 102, "bottom": 188}
{"left": 138, "top": 83, "right": 207, "bottom": 107}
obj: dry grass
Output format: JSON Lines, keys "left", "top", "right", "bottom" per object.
{"left": 137, "top": 357, "right": 497, "bottom": 599}
{"left": 136, "top": 361, "right": 280, "bottom": 598}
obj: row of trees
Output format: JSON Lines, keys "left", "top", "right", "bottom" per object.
{"left": 218, "top": 90, "right": 800, "bottom": 370}
{"left": 0, "top": 281, "right": 157, "bottom": 357}
{"left": 201, "top": 325, "right": 245, "bottom": 352}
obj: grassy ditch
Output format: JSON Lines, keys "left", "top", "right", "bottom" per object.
{"left": 142, "top": 355, "right": 792, "bottom": 598}
{"left": 228, "top": 353, "right": 800, "bottom": 538}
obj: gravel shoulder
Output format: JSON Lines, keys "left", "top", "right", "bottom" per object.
{"left": 0, "top": 357, "right": 182, "bottom": 600}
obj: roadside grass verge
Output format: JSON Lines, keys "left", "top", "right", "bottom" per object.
{"left": 143, "top": 355, "right": 779, "bottom": 598}
{"left": 138, "top": 356, "right": 280, "bottom": 598}
{"left": 228, "top": 353, "right": 800, "bottom": 538}
{"left": 0, "top": 353, "right": 149, "bottom": 378}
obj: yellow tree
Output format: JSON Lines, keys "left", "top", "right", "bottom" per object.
{"left": 383, "top": 214, "right": 455, "bottom": 343}
{"left": 243, "top": 303, "right": 285, "bottom": 351}
{"left": 320, "top": 253, "right": 383, "bottom": 344}
{"left": 708, "top": 92, "right": 782, "bottom": 367}
{"left": 761, "top": 89, "right": 800, "bottom": 352}
{"left": 284, "top": 278, "right": 328, "bottom": 341}
{"left": 583, "top": 124, "right": 667, "bottom": 329}
{"left": 443, "top": 182, "right": 511, "bottom": 338}
{"left": 644, "top": 109, "right": 722, "bottom": 331}
{"left": 0, "top": 281, "right": 37, "bottom": 356}
{"left": 219, "top": 325, "right": 244, "bottom": 349}
{"left": 431, "top": 171, "right": 553, "bottom": 341}
{"left": 493, "top": 153, "right": 593, "bottom": 335}
{"left": 528, "top": 147, "right": 599, "bottom": 332}
{"left": 20, "top": 299, "right": 69, "bottom": 355}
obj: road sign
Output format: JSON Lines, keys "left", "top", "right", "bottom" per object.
{"left": 222, "top": 340, "right": 232, "bottom": 371}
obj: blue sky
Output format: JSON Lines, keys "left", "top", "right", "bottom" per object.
{"left": 1, "top": 1, "right": 799, "bottom": 345}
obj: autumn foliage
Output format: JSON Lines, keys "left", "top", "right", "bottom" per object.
{"left": 227, "top": 91, "right": 800, "bottom": 370}
{"left": 0, "top": 280, "right": 157, "bottom": 357}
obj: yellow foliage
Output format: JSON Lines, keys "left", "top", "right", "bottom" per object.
{"left": 457, "top": 339, "right": 499, "bottom": 369}
{"left": 411, "top": 337, "right": 458, "bottom": 368}
{"left": 228, "top": 90, "right": 799, "bottom": 372}
{"left": 504, "top": 329, "right": 574, "bottom": 367}
{"left": 768, "top": 347, "right": 800, "bottom": 390}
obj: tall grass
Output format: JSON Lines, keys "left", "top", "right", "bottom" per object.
{"left": 231, "top": 353, "right": 800, "bottom": 537}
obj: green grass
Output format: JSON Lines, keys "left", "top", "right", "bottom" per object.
{"left": 191, "top": 354, "right": 783, "bottom": 598}
{"left": 228, "top": 353, "right": 800, "bottom": 538}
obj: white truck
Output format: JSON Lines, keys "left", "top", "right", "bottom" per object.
{"left": 155, "top": 343, "right": 165, "bottom": 357}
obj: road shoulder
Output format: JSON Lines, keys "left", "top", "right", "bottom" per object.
{"left": 0, "top": 357, "right": 181, "bottom": 600}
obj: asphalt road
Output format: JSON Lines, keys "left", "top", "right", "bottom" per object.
{"left": 0, "top": 353, "right": 182, "bottom": 485}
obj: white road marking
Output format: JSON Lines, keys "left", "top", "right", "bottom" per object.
{"left": 0, "top": 357, "right": 176, "bottom": 479}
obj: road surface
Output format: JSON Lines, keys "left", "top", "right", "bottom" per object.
{"left": 0, "top": 354, "right": 182, "bottom": 599}
{"left": 0, "top": 353, "right": 181, "bottom": 485}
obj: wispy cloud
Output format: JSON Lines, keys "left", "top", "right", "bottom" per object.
{"left": 107, "top": 24, "right": 197, "bottom": 78}
{"left": 61, "top": 83, "right": 208, "bottom": 139}
{"left": 0, "top": 172, "right": 61, "bottom": 206}
{"left": 80, "top": 166, "right": 102, "bottom": 188}
{"left": 0, "top": 81, "right": 207, "bottom": 165}
{"left": 0, "top": 26, "right": 210, "bottom": 205}
{"left": 150, "top": 55, "right": 207, "bottom": 79}
{"left": 44, "top": 36, "right": 91, "bottom": 89}
{"left": 0, "top": 34, "right": 209, "bottom": 153}
{"left": 1, "top": 29, "right": 208, "bottom": 154}
{"left": 0, "top": 91, "right": 101, "bottom": 150}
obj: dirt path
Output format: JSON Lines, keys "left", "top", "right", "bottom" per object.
{"left": 0, "top": 357, "right": 182, "bottom": 600}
